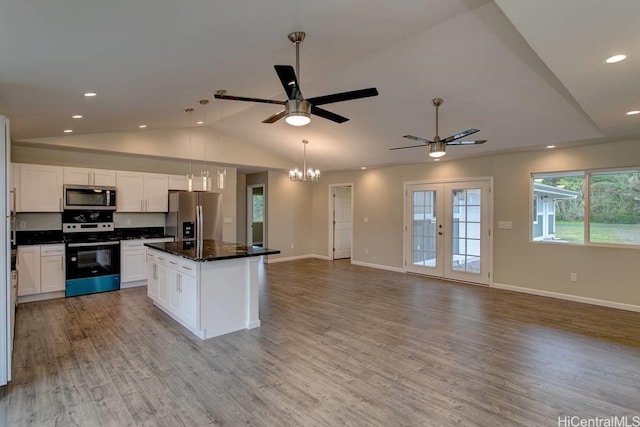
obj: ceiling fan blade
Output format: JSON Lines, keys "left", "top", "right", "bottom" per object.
{"left": 310, "top": 106, "right": 349, "bottom": 123}
{"left": 274, "top": 65, "right": 303, "bottom": 100}
{"left": 446, "top": 139, "right": 487, "bottom": 146}
{"left": 262, "top": 109, "right": 287, "bottom": 124}
{"left": 307, "top": 88, "right": 379, "bottom": 106}
{"left": 213, "top": 93, "right": 285, "bottom": 105}
{"left": 389, "top": 144, "right": 430, "bottom": 151}
{"left": 403, "top": 135, "right": 433, "bottom": 144}
{"left": 440, "top": 128, "right": 480, "bottom": 143}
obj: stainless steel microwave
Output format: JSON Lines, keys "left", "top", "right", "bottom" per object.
{"left": 63, "top": 185, "right": 117, "bottom": 210}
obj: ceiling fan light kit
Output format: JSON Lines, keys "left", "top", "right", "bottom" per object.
{"left": 214, "top": 31, "right": 378, "bottom": 126}
{"left": 391, "top": 97, "right": 487, "bottom": 158}
{"left": 284, "top": 99, "right": 311, "bottom": 126}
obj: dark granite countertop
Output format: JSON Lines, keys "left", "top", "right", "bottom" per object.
{"left": 16, "top": 227, "right": 173, "bottom": 245}
{"left": 144, "top": 240, "right": 280, "bottom": 262}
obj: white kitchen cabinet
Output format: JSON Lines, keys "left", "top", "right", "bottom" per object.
{"left": 40, "top": 245, "right": 65, "bottom": 293}
{"left": 116, "top": 172, "right": 168, "bottom": 212}
{"left": 168, "top": 174, "right": 207, "bottom": 191}
{"left": 168, "top": 174, "right": 189, "bottom": 191}
{"left": 17, "top": 244, "right": 65, "bottom": 297}
{"left": 16, "top": 246, "right": 40, "bottom": 296}
{"left": 144, "top": 173, "right": 169, "bottom": 211}
{"left": 180, "top": 272, "right": 198, "bottom": 329}
{"left": 16, "top": 164, "right": 63, "bottom": 212}
{"left": 122, "top": 247, "right": 147, "bottom": 283}
{"left": 147, "top": 250, "right": 199, "bottom": 331}
{"left": 146, "top": 253, "right": 158, "bottom": 299}
{"left": 64, "top": 167, "right": 116, "bottom": 186}
{"left": 121, "top": 237, "right": 174, "bottom": 287}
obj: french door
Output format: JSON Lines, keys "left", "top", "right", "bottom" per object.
{"left": 405, "top": 180, "right": 492, "bottom": 285}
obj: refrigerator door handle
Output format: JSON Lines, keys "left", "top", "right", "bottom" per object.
{"left": 196, "top": 205, "right": 203, "bottom": 241}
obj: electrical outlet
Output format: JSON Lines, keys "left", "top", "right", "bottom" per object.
{"left": 570, "top": 272, "right": 577, "bottom": 282}
{"left": 19, "top": 221, "right": 26, "bottom": 229}
{"left": 363, "top": 217, "right": 369, "bottom": 223}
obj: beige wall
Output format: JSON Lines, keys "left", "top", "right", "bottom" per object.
{"left": 266, "top": 171, "right": 313, "bottom": 259}
{"left": 311, "top": 139, "right": 640, "bottom": 307}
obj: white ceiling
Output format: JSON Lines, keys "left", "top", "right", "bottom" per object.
{"left": 0, "top": 0, "right": 638, "bottom": 171}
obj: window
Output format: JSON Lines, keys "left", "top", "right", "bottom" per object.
{"left": 531, "top": 169, "right": 640, "bottom": 247}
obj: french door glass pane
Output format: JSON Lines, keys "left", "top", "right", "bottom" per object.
{"left": 412, "top": 190, "right": 437, "bottom": 268}
{"left": 451, "top": 188, "right": 482, "bottom": 274}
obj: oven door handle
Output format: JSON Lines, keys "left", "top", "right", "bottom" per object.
{"left": 67, "top": 241, "right": 120, "bottom": 247}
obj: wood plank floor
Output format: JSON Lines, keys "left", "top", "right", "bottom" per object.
{"left": 1, "top": 258, "right": 639, "bottom": 426}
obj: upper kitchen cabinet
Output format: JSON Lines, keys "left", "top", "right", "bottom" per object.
{"left": 168, "top": 174, "right": 207, "bottom": 192}
{"left": 64, "top": 167, "right": 116, "bottom": 186}
{"left": 15, "top": 163, "right": 64, "bottom": 212}
{"left": 116, "top": 171, "right": 168, "bottom": 212}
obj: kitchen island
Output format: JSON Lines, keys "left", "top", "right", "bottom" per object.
{"left": 145, "top": 240, "right": 279, "bottom": 340}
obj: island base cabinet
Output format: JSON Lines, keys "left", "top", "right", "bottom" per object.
{"left": 199, "top": 257, "right": 260, "bottom": 339}
{"left": 146, "top": 248, "right": 261, "bottom": 340}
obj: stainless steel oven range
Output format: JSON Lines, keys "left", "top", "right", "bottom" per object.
{"left": 63, "top": 210, "right": 120, "bottom": 297}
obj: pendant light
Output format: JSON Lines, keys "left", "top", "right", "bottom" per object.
{"left": 289, "top": 139, "right": 320, "bottom": 182}
{"left": 199, "top": 99, "right": 211, "bottom": 191}
{"left": 184, "top": 108, "right": 195, "bottom": 192}
{"left": 216, "top": 90, "right": 227, "bottom": 190}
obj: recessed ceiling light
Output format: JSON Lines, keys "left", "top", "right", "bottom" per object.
{"left": 72, "top": 114, "right": 83, "bottom": 119}
{"left": 84, "top": 92, "right": 97, "bottom": 97}
{"left": 546, "top": 145, "right": 556, "bottom": 149}
{"left": 196, "top": 121, "right": 204, "bottom": 125}
{"left": 433, "top": 158, "right": 441, "bottom": 162}
{"left": 63, "top": 129, "right": 73, "bottom": 133}
{"left": 605, "top": 54, "right": 627, "bottom": 64}
{"left": 626, "top": 110, "right": 640, "bottom": 116}
{"left": 361, "top": 166, "right": 367, "bottom": 170}
{"left": 139, "top": 124, "right": 147, "bottom": 128}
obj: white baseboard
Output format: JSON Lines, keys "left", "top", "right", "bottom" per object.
{"left": 265, "top": 254, "right": 330, "bottom": 263}
{"left": 491, "top": 282, "right": 640, "bottom": 313}
{"left": 17, "top": 291, "right": 65, "bottom": 304}
{"left": 247, "top": 320, "right": 261, "bottom": 329}
{"left": 350, "top": 260, "right": 405, "bottom": 273}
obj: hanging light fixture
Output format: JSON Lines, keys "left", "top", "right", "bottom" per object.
{"left": 199, "top": 99, "right": 211, "bottom": 191}
{"left": 216, "top": 90, "right": 227, "bottom": 190}
{"left": 289, "top": 139, "right": 320, "bottom": 182}
{"left": 184, "top": 108, "right": 195, "bottom": 192}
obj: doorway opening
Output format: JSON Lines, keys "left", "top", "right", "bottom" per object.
{"left": 404, "top": 178, "right": 493, "bottom": 285}
{"left": 247, "top": 184, "right": 265, "bottom": 247}
{"left": 329, "top": 184, "right": 353, "bottom": 260}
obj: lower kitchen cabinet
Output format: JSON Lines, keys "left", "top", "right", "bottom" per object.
{"left": 121, "top": 237, "right": 173, "bottom": 287}
{"left": 147, "top": 252, "right": 198, "bottom": 331}
{"left": 17, "top": 244, "right": 65, "bottom": 298}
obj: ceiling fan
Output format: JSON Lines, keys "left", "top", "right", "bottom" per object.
{"left": 390, "top": 98, "right": 487, "bottom": 158}
{"left": 214, "top": 31, "right": 379, "bottom": 126}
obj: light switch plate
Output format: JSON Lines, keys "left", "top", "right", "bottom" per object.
{"left": 498, "top": 221, "right": 513, "bottom": 230}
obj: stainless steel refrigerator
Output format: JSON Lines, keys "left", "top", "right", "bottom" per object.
{"left": 166, "top": 191, "right": 223, "bottom": 241}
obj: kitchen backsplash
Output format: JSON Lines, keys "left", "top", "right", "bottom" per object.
{"left": 15, "top": 212, "right": 166, "bottom": 231}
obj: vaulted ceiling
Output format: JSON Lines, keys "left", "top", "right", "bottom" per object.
{"left": 1, "top": 0, "right": 638, "bottom": 171}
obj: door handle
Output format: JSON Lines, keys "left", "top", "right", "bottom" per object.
{"left": 438, "top": 232, "right": 443, "bottom": 235}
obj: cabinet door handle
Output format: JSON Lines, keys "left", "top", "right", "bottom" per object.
{"left": 146, "top": 199, "right": 149, "bottom": 211}
{"left": 169, "top": 261, "right": 177, "bottom": 265}
{"left": 140, "top": 200, "right": 144, "bottom": 211}
{"left": 59, "top": 197, "right": 63, "bottom": 211}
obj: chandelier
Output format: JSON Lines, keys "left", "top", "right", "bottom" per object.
{"left": 289, "top": 140, "right": 320, "bottom": 182}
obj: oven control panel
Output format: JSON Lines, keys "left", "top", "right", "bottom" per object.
{"left": 63, "top": 222, "right": 114, "bottom": 233}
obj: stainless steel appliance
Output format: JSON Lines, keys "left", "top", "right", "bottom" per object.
{"left": 63, "top": 210, "right": 120, "bottom": 297}
{"left": 166, "top": 191, "right": 223, "bottom": 241}
{"left": 63, "top": 184, "right": 117, "bottom": 210}
{"left": 1, "top": 115, "right": 11, "bottom": 385}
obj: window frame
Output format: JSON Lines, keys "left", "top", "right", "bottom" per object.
{"left": 530, "top": 166, "right": 640, "bottom": 249}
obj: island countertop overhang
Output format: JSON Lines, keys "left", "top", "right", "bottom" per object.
{"left": 144, "top": 240, "right": 280, "bottom": 262}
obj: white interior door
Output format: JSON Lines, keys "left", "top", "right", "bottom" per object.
{"left": 332, "top": 186, "right": 352, "bottom": 259}
{"left": 405, "top": 180, "right": 491, "bottom": 285}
